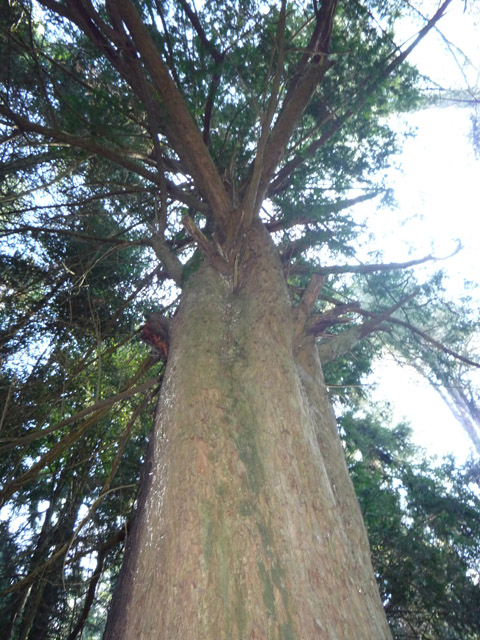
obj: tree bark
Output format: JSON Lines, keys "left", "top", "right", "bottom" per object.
{"left": 104, "top": 223, "right": 391, "bottom": 639}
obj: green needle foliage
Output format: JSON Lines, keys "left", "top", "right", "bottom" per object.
{"left": 340, "top": 404, "right": 480, "bottom": 639}
{"left": 0, "top": 0, "right": 479, "bottom": 638}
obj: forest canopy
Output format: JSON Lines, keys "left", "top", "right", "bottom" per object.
{"left": 1, "top": 0, "right": 480, "bottom": 638}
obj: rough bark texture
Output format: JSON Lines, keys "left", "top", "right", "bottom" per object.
{"left": 104, "top": 224, "right": 391, "bottom": 639}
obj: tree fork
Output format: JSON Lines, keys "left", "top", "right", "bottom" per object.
{"left": 103, "top": 224, "right": 391, "bottom": 639}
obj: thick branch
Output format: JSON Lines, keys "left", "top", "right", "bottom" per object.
{"left": 294, "top": 273, "right": 326, "bottom": 344}
{"left": 115, "top": 0, "right": 232, "bottom": 230}
{"left": 241, "top": 0, "right": 287, "bottom": 218}
{"left": 270, "top": 0, "right": 454, "bottom": 194}
{"left": 307, "top": 302, "right": 361, "bottom": 335}
{"left": 182, "top": 215, "right": 231, "bottom": 274}
{"left": 148, "top": 235, "right": 184, "bottom": 285}
{"left": 256, "top": 0, "right": 338, "bottom": 203}
{"left": 299, "top": 273, "right": 326, "bottom": 317}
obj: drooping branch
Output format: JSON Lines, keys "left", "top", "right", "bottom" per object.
{"left": 0, "top": 224, "right": 143, "bottom": 246}
{"left": 66, "top": 527, "right": 128, "bottom": 640}
{"left": 0, "top": 352, "right": 161, "bottom": 509}
{"left": 359, "top": 312, "right": 480, "bottom": 370}
{"left": 0, "top": 116, "right": 208, "bottom": 215}
{"left": 0, "top": 374, "right": 159, "bottom": 455}
{"left": 0, "top": 274, "right": 69, "bottom": 349}
{"left": 0, "top": 512, "right": 132, "bottom": 599}
{"left": 0, "top": 105, "right": 160, "bottom": 184}
{"left": 0, "top": 158, "right": 83, "bottom": 204}
{"left": 317, "top": 293, "right": 417, "bottom": 363}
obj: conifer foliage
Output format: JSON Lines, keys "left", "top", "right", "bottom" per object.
{"left": 1, "top": 1, "right": 479, "bottom": 638}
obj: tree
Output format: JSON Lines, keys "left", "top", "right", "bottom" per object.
{"left": 338, "top": 402, "right": 480, "bottom": 639}
{"left": 1, "top": 0, "right": 477, "bottom": 638}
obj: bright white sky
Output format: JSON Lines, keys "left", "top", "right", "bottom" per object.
{"left": 361, "top": 2, "right": 480, "bottom": 462}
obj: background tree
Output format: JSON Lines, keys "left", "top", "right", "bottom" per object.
{"left": 339, "top": 401, "right": 480, "bottom": 640}
{"left": 1, "top": 0, "right": 479, "bottom": 638}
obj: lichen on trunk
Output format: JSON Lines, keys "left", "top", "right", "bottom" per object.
{"left": 104, "top": 224, "right": 391, "bottom": 639}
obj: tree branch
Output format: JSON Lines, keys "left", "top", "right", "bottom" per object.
{"left": 182, "top": 215, "right": 231, "bottom": 274}
{"left": 269, "top": 0, "right": 454, "bottom": 195}
{"left": 66, "top": 528, "right": 127, "bottom": 640}
{"left": 175, "top": 0, "right": 225, "bottom": 145}
{"left": 114, "top": 0, "right": 232, "bottom": 232}
{"left": 0, "top": 224, "right": 143, "bottom": 246}
{"left": 290, "top": 245, "right": 461, "bottom": 277}
{"left": 241, "top": 0, "right": 287, "bottom": 219}
{"left": 0, "top": 105, "right": 159, "bottom": 183}
{"left": 317, "top": 293, "right": 417, "bottom": 363}
{"left": 266, "top": 192, "right": 379, "bottom": 233}
{"left": 255, "top": 0, "right": 338, "bottom": 205}
{"left": 0, "top": 375, "right": 159, "bottom": 455}
{"left": 307, "top": 302, "right": 361, "bottom": 335}
{"left": 359, "top": 312, "right": 480, "bottom": 370}
{"left": 148, "top": 235, "right": 184, "bottom": 285}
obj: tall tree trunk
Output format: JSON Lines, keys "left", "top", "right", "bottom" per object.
{"left": 104, "top": 224, "right": 391, "bottom": 639}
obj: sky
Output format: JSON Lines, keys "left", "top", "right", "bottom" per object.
{"left": 360, "top": 2, "right": 480, "bottom": 463}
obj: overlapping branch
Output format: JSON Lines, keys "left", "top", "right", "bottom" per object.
{"left": 269, "top": 0, "right": 455, "bottom": 196}
{"left": 114, "top": 0, "right": 233, "bottom": 230}
{"left": 0, "top": 357, "right": 161, "bottom": 506}
{"left": 245, "top": 0, "right": 338, "bottom": 213}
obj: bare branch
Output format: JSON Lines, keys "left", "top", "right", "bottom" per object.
{"left": 291, "top": 245, "right": 461, "bottom": 277}
{"left": 360, "top": 312, "right": 480, "bottom": 370}
{"left": 317, "top": 293, "right": 417, "bottom": 363}
{"left": 307, "top": 302, "right": 361, "bottom": 335}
